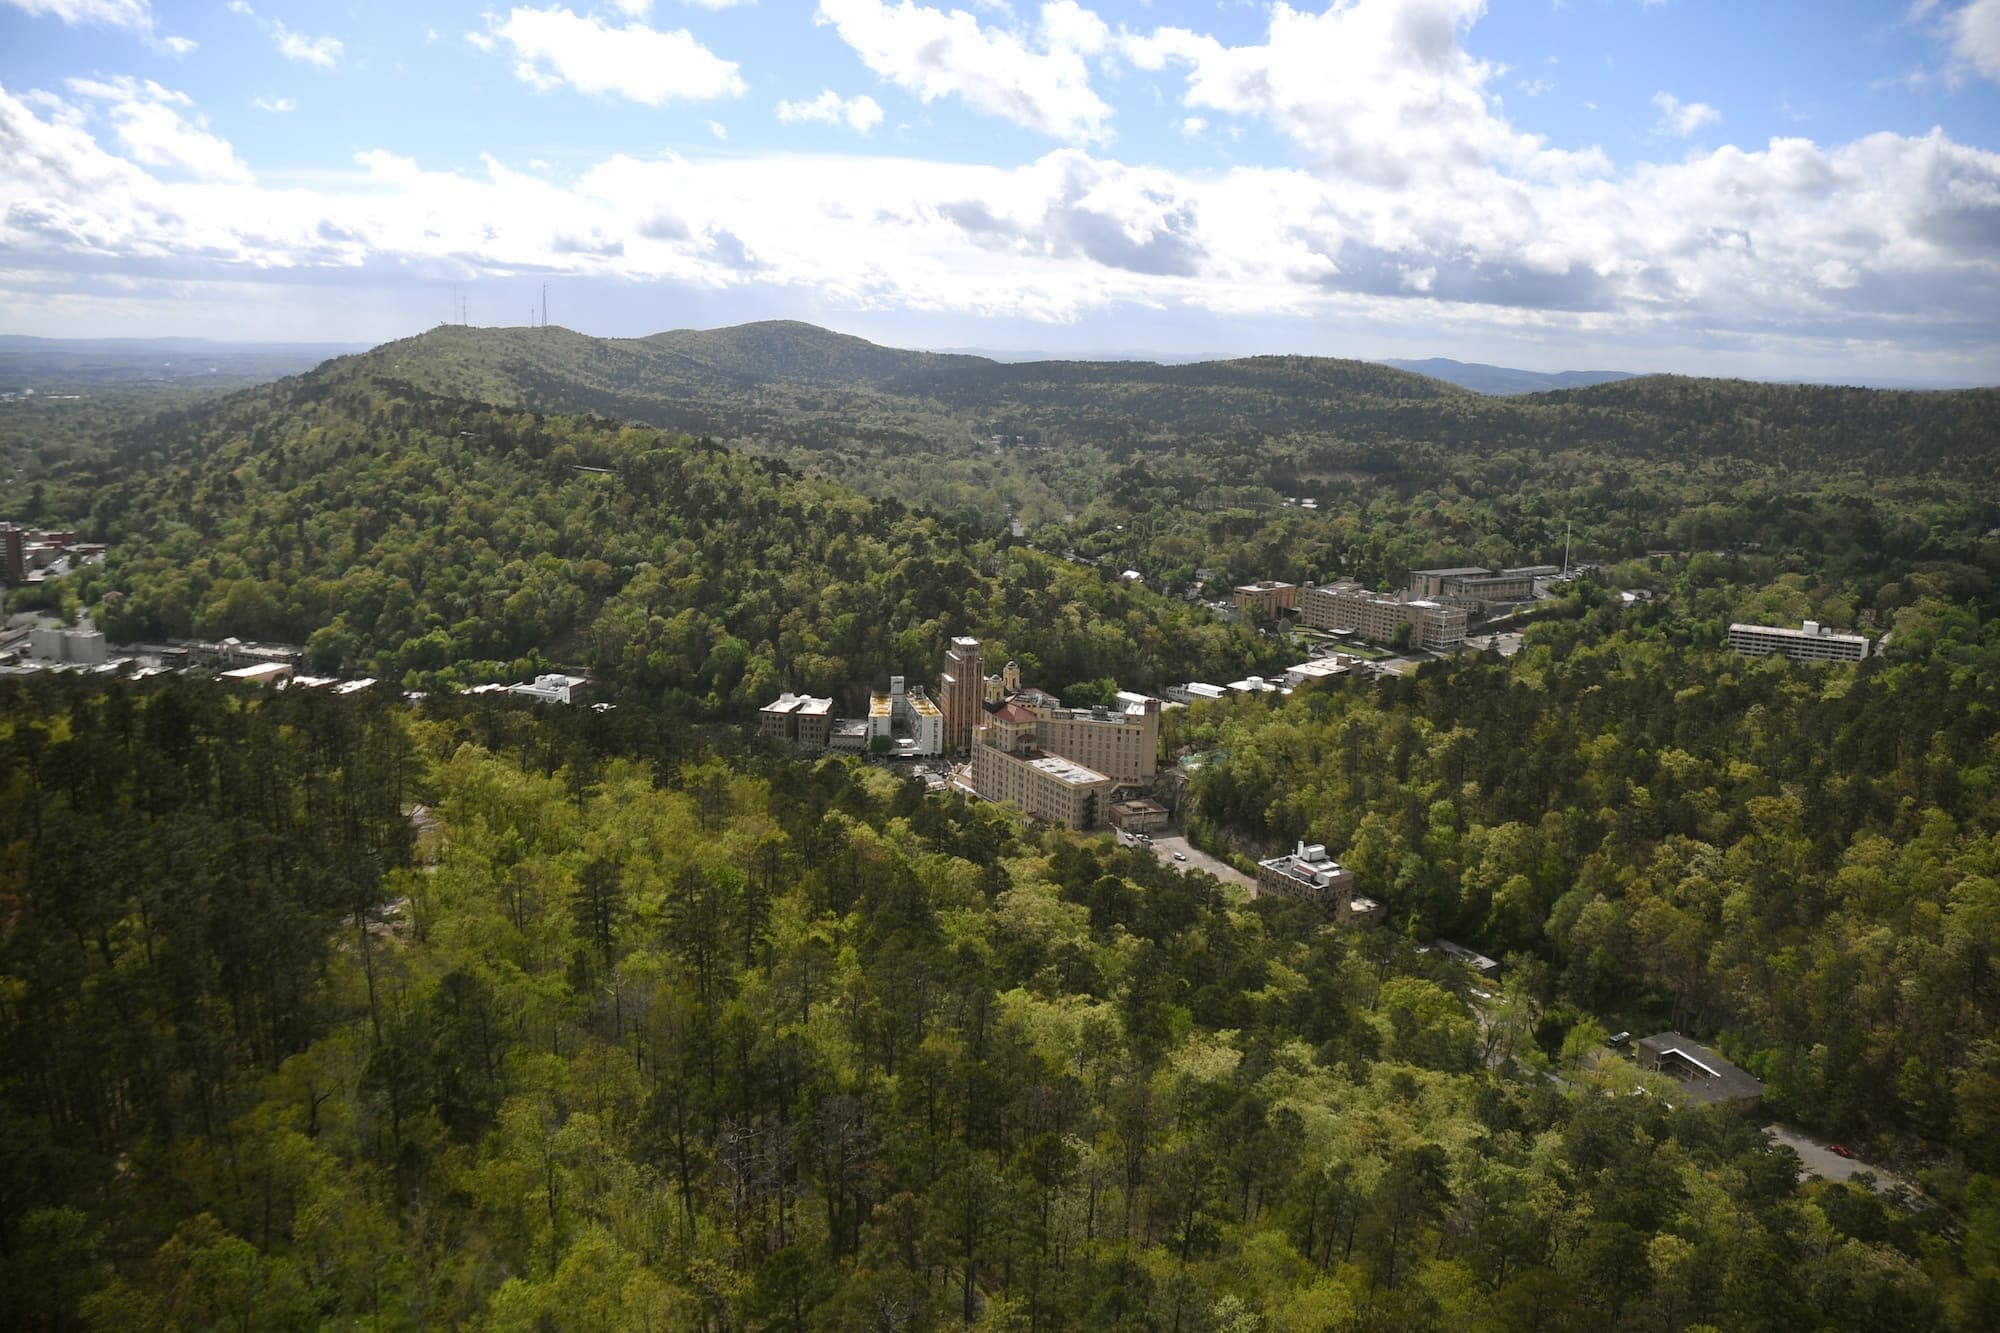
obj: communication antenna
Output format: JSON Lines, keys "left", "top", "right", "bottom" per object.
{"left": 542, "top": 283, "right": 548, "bottom": 332}
{"left": 1562, "top": 521, "right": 1572, "bottom": 578}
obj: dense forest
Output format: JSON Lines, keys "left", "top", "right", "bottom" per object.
{"left": 4, "top": 678, "right": 1995, "bottom": 1330}
{"left": 26, "top": 370, "right": 1280, "bottom": 705}
{"left": 3, "top": 324, "right": 2000, "bottom": 1327}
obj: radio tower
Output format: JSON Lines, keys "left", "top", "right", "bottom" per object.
{"left": 542, "top": 284, "right": 548, "bottom": 333}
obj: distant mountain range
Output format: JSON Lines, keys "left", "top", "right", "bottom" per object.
{"left": 1379, "top": 358, "right": 1642, "bottom": 395}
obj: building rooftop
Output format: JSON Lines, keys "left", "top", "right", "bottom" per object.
{"left": 869, "top": 693, "right": 893, "bottom": 717}
{"left": 1410, "top": 566, "right": 1492, "bottom": 578}
{"left": 1728, "top": 621, "right": 1869, "bottom": 645}
{"left": 906, "top": 694, "right": 941, "bottom": 717}
{"left": 1636, "top": 1033, "right": 1766, "bottom": 1106}
{"left": 1259, "top": 841, "right": 1349, "bottom": 890}
{"left": 1026, "top": 753, "right": 1112, "bottom": 786}
{"left": 1235, "top": 579, "right": 1296, "bottom": 593}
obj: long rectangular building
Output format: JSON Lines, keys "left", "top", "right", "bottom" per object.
{"left": 1727, "top": 621, "right": 1869, "bottom": 663}
{"left": 970, "top": 746, "right": 1115, "bottom": 830}
{"left": 1301, "top": 581, "right": 1466, "bottom": 651}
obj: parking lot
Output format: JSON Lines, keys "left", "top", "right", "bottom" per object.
{"left": 1117, "top": 828, "right": 1259, "bottom": 894}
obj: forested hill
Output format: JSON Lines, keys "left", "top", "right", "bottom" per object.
{"left": 342, "top": 321, "right": 2000, "bottom": 477}
{"left": 63, "top": 367, "right": 1282, "bottom": 698}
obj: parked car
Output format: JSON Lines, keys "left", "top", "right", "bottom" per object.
{"left": 1828, "top": 1143, "right": 1855, "bottom": 1159}
{"left": 1172, "top": 851, "right": 1187, "bottom": 862}
{"left": 1606, "top": 1031, "right": 1632, "bottom": 1049}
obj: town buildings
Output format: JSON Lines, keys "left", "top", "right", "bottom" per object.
{"left": 1727, "top": 620, "right": 1870, "bottom": 663}
{"left": 957, "top": 652, "right": 1163, "bottom": 829}
{"left": 1, "top": 523, "right": 107, "bottom": 587}
{"left": 1300, "top": 581, "right": 1467, "bottom": 651}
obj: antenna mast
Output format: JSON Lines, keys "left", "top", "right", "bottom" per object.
{"left": 542, "top": 284, "right": 548, "bottom": 332}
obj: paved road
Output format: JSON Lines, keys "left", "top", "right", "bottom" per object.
{"left": 1118, "top": 829, "right": 1259, "bottom": 894}
{"left": 1764, "top": 1124, "right": 1914, "bottom": 1195}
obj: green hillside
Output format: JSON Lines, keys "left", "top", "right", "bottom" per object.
{"left": 58, "top": 367, "right": 1280, "bottom": 701}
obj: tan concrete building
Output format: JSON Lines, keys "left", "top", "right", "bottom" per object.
{"left": 940, "top": 636, "right": 985, "bottom": 750}
{"left": 1233, "top": 580, "right": 1298, "bottom": 618}
{"left": 971, "top": 745, "right": 1116, "bottom": 830}
{"left": 1300, "top": 581, "right": 1466, "bottom": 651}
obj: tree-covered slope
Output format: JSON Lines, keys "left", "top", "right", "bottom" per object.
{"left": 63, "top": 368, "right": 1281, "bottom": 701}
{"left": 6, "top": 679, "right": 1994, "bottom": 1330}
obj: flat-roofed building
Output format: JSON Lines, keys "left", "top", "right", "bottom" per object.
{"left": 1636, "top": 1033, "right": 1765, "bottom": 1109}
{"left": 221, "top": 661, "right": 293, "bottom": 687}
{"left": 1301, "top": 582, "right": 1466, "bottom": 651}
{"left": 761, "top": 692, "right": 835, "bottom": 746}
{"left": 1108, "top": 797, "right": 1170, "bottom": 833}
{"left": 1406, "top": 566, "right": 1492, "bottom": 599}
{"left": 510, "top": 673, "right": 589, "bottom": 704}
{"left": 1233, "top": 580, "right": 1298, "bottom": 618}
{"left": 971, "top": 746, "right": 1115, "bottom": 830}
{"left": 1431, "top": 939, "right": 1501, "bottom": 978}
{"left": 1728, "top": 621, "right": 1870, "bottom": 663}
{"left": 1257, "top": 841, "right": 1378, "bottom": 922}
{"left": 1283, "top": 656, "right": 1358, "bottom": 689}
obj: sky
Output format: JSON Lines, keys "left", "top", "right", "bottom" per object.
{"left": 1, "top": 1, "right": 1998, "bottom": 382}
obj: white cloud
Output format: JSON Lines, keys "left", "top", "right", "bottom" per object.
{"left": 1179, "top": 116, "right": 1205, "bottom": 137}
{"left": 253, "top": 96, "right": 295, "bottom": 113}
{"left": 1945, "top": 0, "right": 2000, "bottom": 83}
{"left": 613, "top": 0, "right": 651, "bottom": 15}
{"left": 5, "top": 0, "right": 195, "bottom": 51}
{"left": 707, "top": 119, "right": 728, "bottom": 139}
{"left": 776, "top": 89, "right": 886, "bottom": 133}
{"left": 684, "top": 0, "right": 756, "bottom": 8}
{"left": 3, "top": 0, "right": 155, "bottom": 28}
{"left": 1652, "top": 90, "right": 1720, "bottom": 137}
{"left": 814, "top": 0, "right": 1113, "bottom": 142}
{"left": 225, "top": 1, "right": 252, "bottom": 13}
{"left": 1122, "top": 0, "right": 1601, "bottom": 187}
{"left": 482, "top": 7, "right": 746, "bottom": 104}
{"left": 273, "top": 21, "right": 343, "bottom": 68}
{"left": 3, "top": 0, "right": 1999, "bottom": 380}
{"left": 63, "top": 76, "right": 253, "bottom": 183}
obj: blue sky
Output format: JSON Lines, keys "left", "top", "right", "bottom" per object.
{"left": 2, "top": 2, "right": 1998, "bottom": 382}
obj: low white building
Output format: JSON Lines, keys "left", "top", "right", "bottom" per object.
{"left": 509, "top": 673, "right": 589, "bottom": 704}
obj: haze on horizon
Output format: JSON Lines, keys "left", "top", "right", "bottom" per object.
{"left": 2, "top": 0, "right": 1998, "bottom": 385}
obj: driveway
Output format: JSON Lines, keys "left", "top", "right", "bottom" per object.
{"left": 1118, "top": 828, "right": 1259, "bottom": 894}
{"left": 1764, "top": 1124, "right": 1916, "bottom": 1196}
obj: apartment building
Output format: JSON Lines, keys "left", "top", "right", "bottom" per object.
{"left": 1727, "top": 621, "right": 1870, "bottom": 664}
